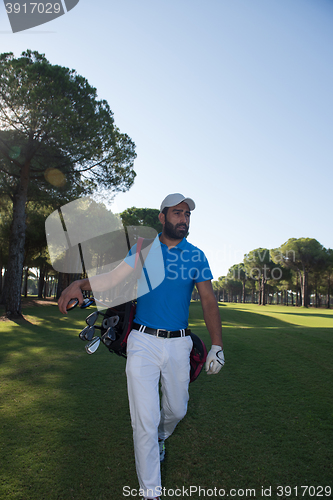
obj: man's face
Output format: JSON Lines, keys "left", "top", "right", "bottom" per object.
{"left": 162, "top": 201, "right": 191, "bottom": 240}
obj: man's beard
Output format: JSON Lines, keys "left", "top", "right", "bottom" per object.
{"left": 164, "top": 217, "right": 189, "bottom": 240}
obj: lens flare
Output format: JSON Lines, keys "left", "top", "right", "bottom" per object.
{"left": 44, "top": 168, "right": 66, "bottom": 187}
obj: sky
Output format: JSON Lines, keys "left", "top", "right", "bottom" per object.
{"left": 1, "top": 0, "right": 332, "bottom": 279}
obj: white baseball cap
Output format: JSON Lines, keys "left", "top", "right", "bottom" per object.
{"left": 160, "top": 193, "right": 196, "bottom": 213}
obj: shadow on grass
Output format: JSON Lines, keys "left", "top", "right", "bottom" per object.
{"left": 190, "top": 301, "right": 294, "bottom": 329}
{"left": 271, "top": 309, "right": 333, "bottom": 319}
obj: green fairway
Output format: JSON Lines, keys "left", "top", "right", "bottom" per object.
{"left": 0, "top": 300, "right": 332, "bottom": 500}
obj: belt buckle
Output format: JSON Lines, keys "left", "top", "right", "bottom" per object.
{"left": 156, "top": 328, "right": 170, "bottom": 338}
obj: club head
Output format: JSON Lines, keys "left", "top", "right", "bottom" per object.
{"left": 67, "top": 298, "right": 79, "bottom": 311}
{"left": 101, "top": 327, "right": 117, "bottom": 347}
{"left": 85, "top": 311, "right": 99, "bottom": 326}
{"left": 81, "top": 297, "right": 95, "bottom": 309}
{"left": 79, "top": 325, "right": 95, "bottom": 341}
{"left": 79, "top": 326, "right": 89, "bottom": 340}
{"left": 102, "top": 315, "right": 119, "bottom": 329}
{"left": 85, "top": 337, "right": 101, "bottom": 354}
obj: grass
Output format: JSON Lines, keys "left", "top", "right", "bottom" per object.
{"left": 0, "top": 299, "right": 332, "bottom": 500}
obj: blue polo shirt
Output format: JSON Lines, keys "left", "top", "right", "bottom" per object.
{"left": 125, "top": 235, "right": 213, "bottom": 331}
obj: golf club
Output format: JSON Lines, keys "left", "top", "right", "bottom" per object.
{"left": 79, "top": 325, "right": 96, "bottom": 341}
{"left": 102, "top": 315, "right": 119, "bottom": 329}
{"left": 101, "top": 326, "right": 117, "bottom": 347}
{"left": 66, "top": 296, "right": 95, "bottom": 311}
{"left": 67, "top": 296, "right": 122, "bottom": 355}
{"left": 85, "top": 336, "right": 101, "bottom": 354}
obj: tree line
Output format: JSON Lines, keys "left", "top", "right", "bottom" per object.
{"left": 1, "top": 184, "right": 331, "bottom": 310}
{"left": 212, "top": 238, "right": 333, "bottom": 308}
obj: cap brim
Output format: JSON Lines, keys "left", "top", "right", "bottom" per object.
{"left": 181, "top": 198, "right": 195, "bottom": 211}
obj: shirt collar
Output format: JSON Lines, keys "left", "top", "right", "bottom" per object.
{"left": 158, "top": 233, "right": 187, "bottom": 251}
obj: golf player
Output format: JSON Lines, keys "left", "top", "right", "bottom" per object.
{"left": 58, "top": 193, "right": 224, "bottom": 500}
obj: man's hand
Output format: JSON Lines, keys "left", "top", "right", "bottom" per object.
{"left": 58, "top": 280, "right": 87, "bottom": 314}
{"left": 205, "top": 345, "right": 225, "bottom": 375}
{"left": 57, "top": 262, "right": 133, "bottom": 315}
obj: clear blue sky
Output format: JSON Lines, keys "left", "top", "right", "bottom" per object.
{"left": 1, "top": 0, "right": 332, "bottom": 278}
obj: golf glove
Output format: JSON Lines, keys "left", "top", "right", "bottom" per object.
{"left": 205, "top": 345, "right": 225, "bottom": 375}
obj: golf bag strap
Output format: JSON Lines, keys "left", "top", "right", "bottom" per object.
{"left": 134, "top": 237, "right": 145, "bottom": 270}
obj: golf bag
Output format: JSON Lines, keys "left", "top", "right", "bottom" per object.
{"left": 100, "top": 300, "right": 136, "bottom": 357}
{"left": 189, "top": 332, "right": 208, "bottom": 382}
{"left": 99, "top": 237, "right": 152, "bottom": 357}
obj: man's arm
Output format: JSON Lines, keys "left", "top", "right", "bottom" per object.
{"left": 196, "top": 280, "right": 224, "bottom": 374}
{"left": 58, "top": 260, "right": 134, "bottom": 314}
{"left": 196, "top": 280, "right": 223, "bottom": 348}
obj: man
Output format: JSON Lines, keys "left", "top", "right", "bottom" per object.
{"left": 58, "top": 193, "right": 224, "bottom": 500}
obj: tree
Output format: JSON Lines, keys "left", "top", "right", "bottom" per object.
{"left": 243, "top": 248, "right": 278, "bottom": 305}
{"left": 119, "top": 207, "right": 162, "bottom": 234}
{"left": 0, "top": 197, "right": 11, "bottom": 294}
{"left": 0, "top": 50, "right": 136, "bottom": 317}
{"left": 271, "top": 238, "right": 324, "bottom": 307}
{"left": 222, "top": 273, "right": 241, "bottom": 303}
{"left": 23, "top": 203, "right": 56, "bottom": 298}
{"left": 212, "top": 280, "right": 220, "bottom": 300}
{"left": 273, "top": 271, "right": 293, "bottom": 305}
{"left": 212, "top": 279, "right": 225, "bottom": 302}
{"left": 227, "top": 263, "right": 247, "bottom": 303}
{"left": 309, "top": 250, "right": 328, "bottom": 307}
{"left": 315, "top": 248, "right": 333, "bottom": 309}
{"left": 217, "top": 276, "right": 228, "bottom": 302}
{"left": 0, "top": 198, "right": 58, "bottom": 299}
{"left": 324, "top": 249, "right": 333, "bottom": 308}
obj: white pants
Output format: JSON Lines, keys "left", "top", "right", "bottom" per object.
{"left": 126, "top": 329, "right": 193, "bottom": 498}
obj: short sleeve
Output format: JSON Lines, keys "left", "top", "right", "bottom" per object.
{"left": 124, "top": 243, "right": 137, "bottom": 268}
{"left": 194, "top": 250, "right": 213, "bottom": 283}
